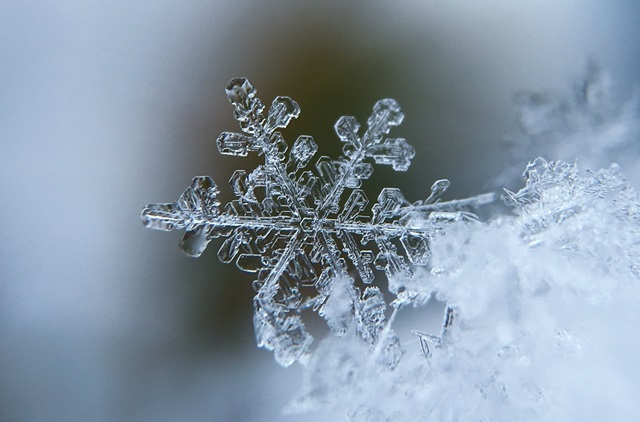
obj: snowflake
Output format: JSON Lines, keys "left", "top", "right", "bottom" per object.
{"left": 141, "top": 78, "right": 493, "bottom": 366}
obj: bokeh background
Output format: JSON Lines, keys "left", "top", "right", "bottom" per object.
{"left": 1, "top": 1, "right": 639, "bottom": 420}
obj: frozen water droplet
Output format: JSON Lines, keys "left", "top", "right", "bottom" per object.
{"left": 180, "top": 226, "right": 211, "bottom": 257}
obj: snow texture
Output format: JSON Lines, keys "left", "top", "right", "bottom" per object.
{"left": 288, "top": 157, "right": 640, "bottom": 421}
{"left": 142, "top": 72, "right": 640, "bottom": 420}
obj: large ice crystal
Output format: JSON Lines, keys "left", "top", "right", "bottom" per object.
{"left": 141, "top": 78, "right": 492, "bottom": 366}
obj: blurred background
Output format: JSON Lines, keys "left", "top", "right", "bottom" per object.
{"left": 1, "top": 1, "right": 639, "bottom": 420}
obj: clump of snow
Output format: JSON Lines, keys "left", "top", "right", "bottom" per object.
{"left": 291, "top": 158, "right": 640, "bottom": 420}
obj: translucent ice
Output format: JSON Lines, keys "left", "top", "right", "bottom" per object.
{"left": 141, "top": 78, "right": 490, "bottom": 366}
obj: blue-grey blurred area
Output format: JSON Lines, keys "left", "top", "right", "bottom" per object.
{"left": 0, "top": 1, "right": 638, "bottom": 420}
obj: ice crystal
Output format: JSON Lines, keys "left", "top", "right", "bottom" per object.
{"left": 141, "top": 78, "right": 493, "bottom": 366}
{"left": 504, "top": 157, "right": 640, "bottom": 279}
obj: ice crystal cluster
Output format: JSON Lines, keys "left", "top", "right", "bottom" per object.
{"left": 142, "top": 72, "right": 640, "bottom": 420}
{"left": 289, "top": 157, "right": 640, "bottom": 420}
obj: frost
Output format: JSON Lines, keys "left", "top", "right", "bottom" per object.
{"left": 142, "top": 78, "right": 492, "bottom": 367}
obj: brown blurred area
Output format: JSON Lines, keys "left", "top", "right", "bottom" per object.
{"left": 1, "top": 1, "right": 639, "bottom": 420}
